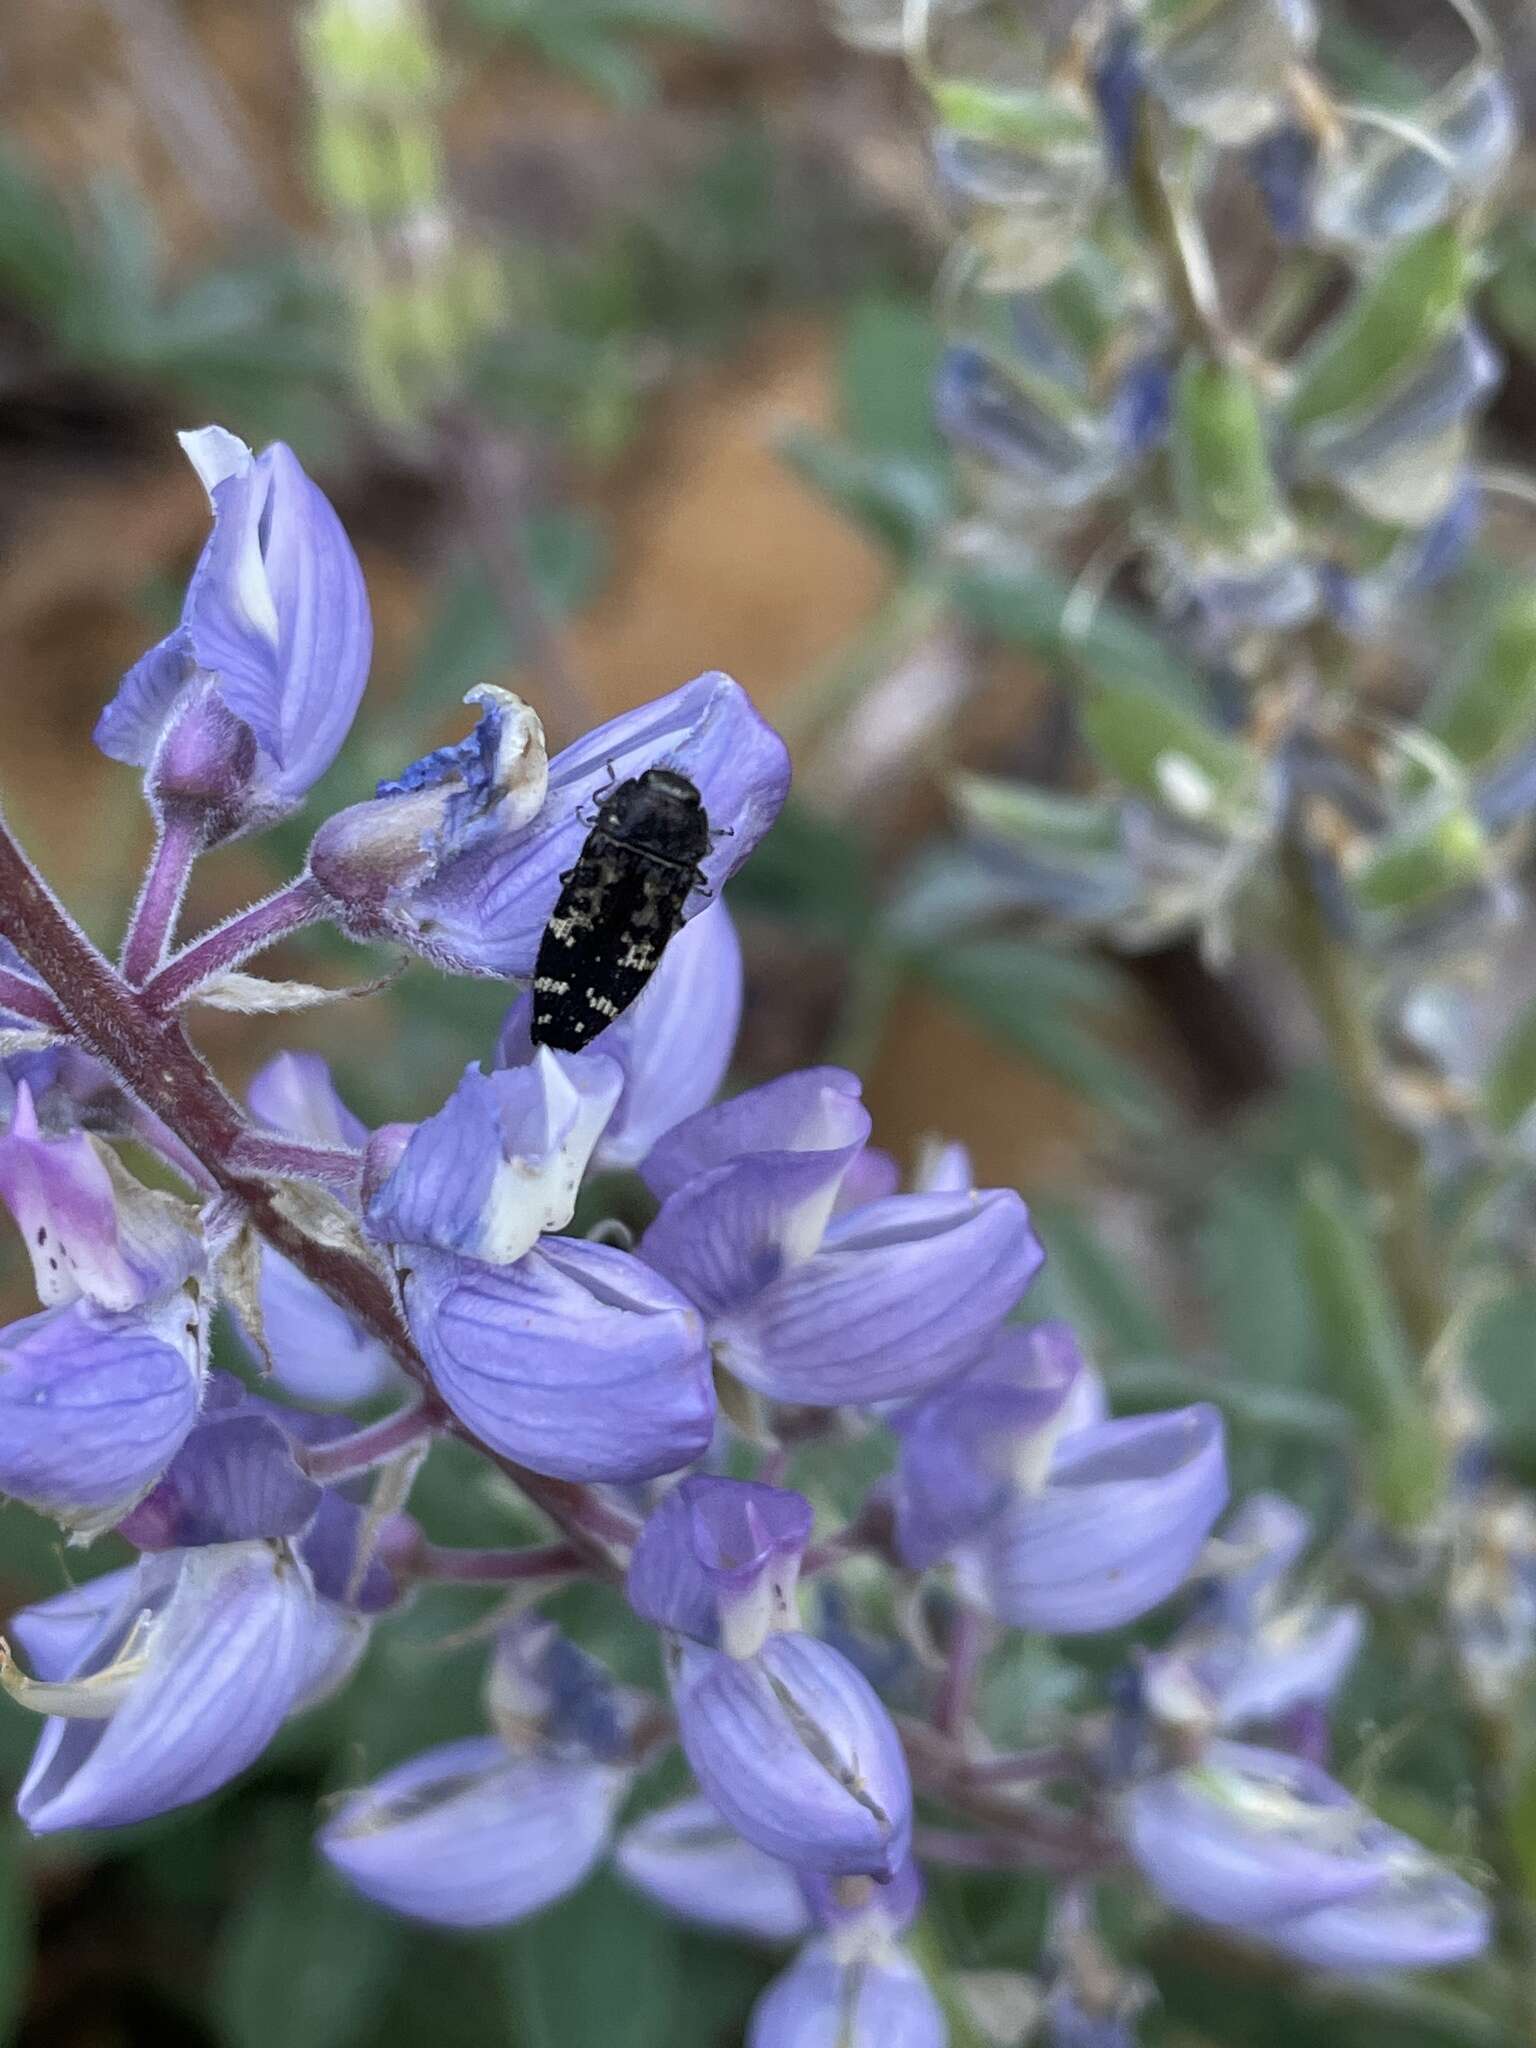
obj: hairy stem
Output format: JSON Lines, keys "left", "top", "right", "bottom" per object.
{"left": 141, "top": 872, "right": 332, "bottom": 1013}
{"left": 121, "top": 814, "right": 201, "bottom": 984}
{"left": 411, "top": 1540, "right": 585, "bottom": 1585}
{"left": 0, "top": 965, "right": 66, "bottom": 1032}
{"left": 1279, "top": 832, "right": 1444, "bottom": 1354}
{"left": 301, "top": 1402, "right": 439, "bottom": 1482}
{"left": 231, "top": 1132, "right": 364, "bottom": 1190}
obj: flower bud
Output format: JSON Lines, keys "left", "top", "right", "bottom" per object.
{"left": 674, "top": 1632, "right": 912, "bottom": 1880}
{"left": 628, "top": 1477, "right": 813, "bottom": 1657}
{"left": 95, "top": 427, "right": 371, "bottom": 836}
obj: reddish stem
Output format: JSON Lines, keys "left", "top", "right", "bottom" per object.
{"left": 412, "top": 1540, "right": 585, "bottom": 1584}
{"left": 933, "top": 1602, "right": 993, "bottom": 1740}
{"left": 0, "top": 965, "right": 66, "bottom": 1031}
{"left": 141, "top": 872, "right": 331, "bottom": 1012}
{"left": 301, "top": 1402, "right": 439, "bottom": 1482}
{"left": 231, "top": 1132, "right": 363, "bottom": 1190}
{"left": 121, "top": 814, "right": 201, "bottom": 984}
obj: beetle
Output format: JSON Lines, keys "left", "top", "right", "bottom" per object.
{"left": 529, "top": 767, "right": 712, "bottom": 1051}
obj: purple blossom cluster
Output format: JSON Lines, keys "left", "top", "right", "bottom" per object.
{"left": 0, "top": 430, "right": 1490, "bottom": 2038}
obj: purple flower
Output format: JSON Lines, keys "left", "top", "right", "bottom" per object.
{"left": 641, "top": 1071, "right": 1042, "bottom": 1406}
{"left": 320, "top": 1733, "right": 627, "bottom": 1928}
{"left": 5, "top": 1539, "right": 319, "bottom": 1831}
{"left": 674, "top": 1632, "right": 911, "bottom": 1880}
{"left": 0, "top": 1081, "right": 203, "bottom": 1312}
{"left": 95, "top": 427, "right": 370, "bottom": 830}
{"left": 312, "top": 672, "right": 790, "bottom": 979}
{"left": 748, "top": 1943, "right": 945, "bottom": 2048}
{"left": 935, "top": 344, "right": 1147, "bottom": 512}
{"left": 614, "top": 1795, "right": 812, "bottom": 1943}
{"left": 244, "top": 1054, "right": 396, "bottom": 1406}
{"left": 496, "top": 899, "right": 744, "bottom": 1172}
{"left": 1143, "top": 1494, "right": 1363, "bottom": 1734}
{"left": 1125, "top": 1740, "right": 1488, "bottom": 1971}
{"left": 895, "top": 1326, "right": 1223, "bottom": 1631}
{"left": 625, "top": 1479, "right": 906, "bottom": 1880}
{"left": 399, "top": 1237, "right": 713, "bottom": 1481}
{"left": 964, "top": 1406, "right": 1228, "bottom": 1634}
{"left": 1260, "top": 1860, "right": 1492, "bottom": 1974}
{"left": 628, "top": 1475, "right": 813, "bottom": 1656}
{"left": 0, "top": 1292, "right": 203, "bottom": 1536}
{"left": 114, "top": 1391, "right": 322, "bottom": 1552}
{"left": 113, "top": 1379, "right": 407, "bottom": 1669}
{"left": 324, "top": 1620, "right": 634, "bottom": 1927}
{"left": 893, "top": 1321, "right": 1093, "bottom": 1568}
{"left": 364, "top": 1051, "right": 621, "bottom": 1265}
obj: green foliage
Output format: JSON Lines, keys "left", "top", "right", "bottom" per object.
{"left": 213, "top": 1803, "right": 398, "bottom": 2048}
{"left": 1296, "top": 1168, "right": 1445, "bottom": 1527}
{"left": 1171, "top": 353, "right": 1289, "bottom": 547}
{"left": 0, "top": 1823, "right": 30, "bottom": 2046}
{"left": 911, "top": 935, "right": 1173, "bottom": 1135}
{"left": 1288, "top": 224, "right": 1473, "bottom": 432}
{"left": 453, "top": 0, "right": 721, "bottom": 104}
{"left": 0, "top": 150, "right": 348, "bottom": 448}
{"left": 496, "top": 1870, "right": 765, "bottom": 2048}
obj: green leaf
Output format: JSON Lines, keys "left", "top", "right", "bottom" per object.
{"left": 948, "top": 558, "right": 1210, "bottom": 716}
{"left": 779, "top": 425, "right": 950, "bottom": 560}
{"left": 0, "top": 146, "right": 90, "bottom": 324}
{"left": 1171, "top": 353, "right": 1288, "bottom": 547}
{"left": 0, "top": 1822, "right": 31, "bottom": 2044}
{"left": 1289, "top": 224, "right": 1471, "bottom": 432}
{"left": 838, "top": 296, "right": 946, "bottom": 464}
{"left": 927, "top": 79, "right": 1098, "bottom": 153}
{"left": 1075, "top": 664, "right": 1253, "bottom": 809}
{"left": 725, "top": 799, "right": 873, "bottom": 940}
{"left": 1295, "top": 1167, "right": 1443, "bottom": 1526}
{"left": 950, "top": 775, "right": 1123, "bottom": 861}
{"left": 1425, "top": 584, "right": 1536, "bottom": 772}
{"left": 1348, "top": 807, "right": 1488, "bottom": 916}
{"left": 912, "top": 936, "right": 1172, "bottom": 1134}
{"left": 1295, "top": 1167, "right": 1414, "bottom": 1425}
{"left": 1197, "top": 1174, "right": 1320, "bottom": 1390}
{"left": 496, "top": 1872, "right": 682, "bottom": 2048}
{"left": 212, "top": 1802, "right": 398, "bottom": 2048}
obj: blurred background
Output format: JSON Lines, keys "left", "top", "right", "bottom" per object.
{"left": 5, "top": 1, "right": 1536, "bottom": 2043}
